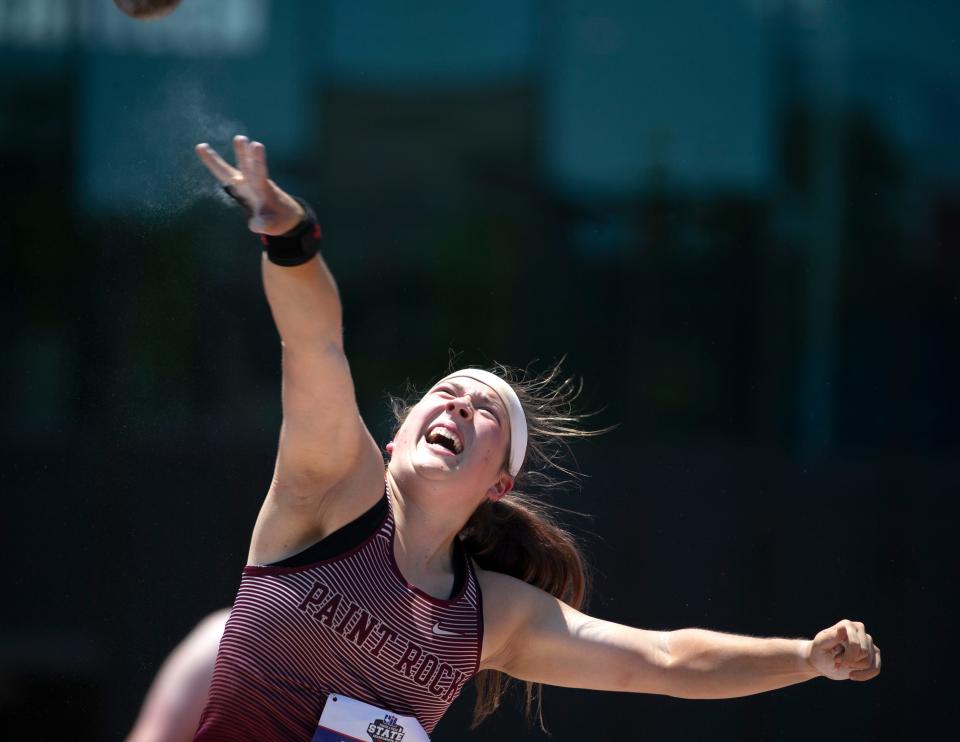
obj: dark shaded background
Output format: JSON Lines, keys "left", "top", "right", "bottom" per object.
{"left": 2, "top": 1, "right": 957, "bottom": 739}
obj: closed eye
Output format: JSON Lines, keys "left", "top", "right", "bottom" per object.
{"left": 480, "top": 406, "right": 501, "bottom": 425}
{"left": 435, "top": 386, "right": 501, "bottom": 424}
{"left": 475, "top": 398, "right": 502, "bottom": 425}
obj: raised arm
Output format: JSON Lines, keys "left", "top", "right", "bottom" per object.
{"left": 195, "top": 137, "right": 383, "bottom": 563}
{"left": 479, "top": 571, "right": 880, "bottom": 699}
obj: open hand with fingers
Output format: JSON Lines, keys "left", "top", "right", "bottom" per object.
{"left": 195, "top": 135, "right": 304, "bottom": 236}
{"left": 806, "top": 619, "right": 881, "bottom": 681}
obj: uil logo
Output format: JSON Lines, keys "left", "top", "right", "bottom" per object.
{"left": 366, "top": 714, "right": 405, "bottom": 742}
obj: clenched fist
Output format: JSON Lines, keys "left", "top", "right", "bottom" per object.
{"left": 806, "top": 619, "right": 881, "bottom": 681}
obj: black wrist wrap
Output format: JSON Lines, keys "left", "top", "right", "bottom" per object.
{"left": 259, "top": 197, "right": 322, "bottom": 267}
{"left": 221, "top": 186, "right": 322, "bottom": 267}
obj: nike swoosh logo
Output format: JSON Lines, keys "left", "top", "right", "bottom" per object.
{"left": 432, "top": 622, "right": 461, "bottom": 637}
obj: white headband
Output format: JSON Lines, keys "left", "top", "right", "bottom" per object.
{"left": 440, "top": 369, "right": 527, "bottom": 477}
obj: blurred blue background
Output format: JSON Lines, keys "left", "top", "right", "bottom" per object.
{"left": 1, "top": 0, "right": 957, "bottom": 739}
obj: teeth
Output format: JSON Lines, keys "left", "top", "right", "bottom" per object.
{"left": 427, "top": 426, "right": 462, "bottom": 454}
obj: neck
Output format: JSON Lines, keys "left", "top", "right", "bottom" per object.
{"left": 386, "top": 470, "right": 471, "bottom": 592}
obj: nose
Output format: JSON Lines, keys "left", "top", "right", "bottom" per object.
{"left": 445, "top": 396, "right": 473, "bottom": 420}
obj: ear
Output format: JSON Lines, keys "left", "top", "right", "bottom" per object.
{"left": 385, "top": 441, "right": 395, "bottom": 456}
{"left": 486, "top": 472, "right": 514, "bottom": 502}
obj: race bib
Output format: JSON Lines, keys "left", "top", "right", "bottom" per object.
{"left": 312, "top": 693, "right": 430, "bottom": 742}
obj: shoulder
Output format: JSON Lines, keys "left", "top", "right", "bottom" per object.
{"left": 249, "top": 455, "right": 385, "bottom": 566}
{"left": 476, "top": 567, "right": 557, "bottom": 671}
{"left": 476, "top": 566, "right": 542, "bottom": 605}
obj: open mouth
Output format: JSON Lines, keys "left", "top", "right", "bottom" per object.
{"left": 424, "top": 425, "right": 463, "bottom": 455}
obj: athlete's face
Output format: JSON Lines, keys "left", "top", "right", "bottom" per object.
{"left": 387, "top": 377, "right": 513, "bottom": 504}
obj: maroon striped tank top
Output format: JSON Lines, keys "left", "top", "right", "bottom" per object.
{"left": 194, "top": 485, "right": 483, "bottom": 740}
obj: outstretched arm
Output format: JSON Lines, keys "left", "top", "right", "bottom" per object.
{"left": 480, "top": 571, "right": 880, "bottom": 699}
{"left": 195, "top": 137, "right": 383, "bottom": 564}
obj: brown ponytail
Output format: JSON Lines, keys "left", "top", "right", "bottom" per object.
{"left": 460, "top": 496, "right": 587, "bottom": 728}
{"left": 390, "top": 359, "right": 609, "bottom": 729}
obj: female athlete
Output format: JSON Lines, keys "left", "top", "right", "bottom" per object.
{"left": 189, "top": 136, "right": 880, "bottom": 741}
